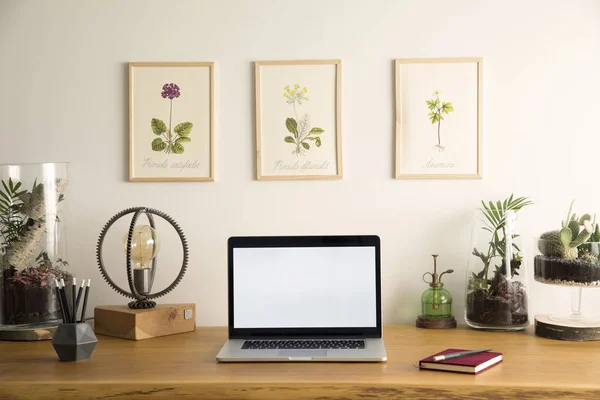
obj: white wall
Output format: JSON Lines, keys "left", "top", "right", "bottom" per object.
{"left": 1, "top": 0, "right": 599, "bottom": 326}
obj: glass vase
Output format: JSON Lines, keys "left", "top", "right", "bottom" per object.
{"left": 0, "top": 163, "right": 70, "bottom": 331}
{"left": 534, "top": 238, "right": 600, "bottom": 326}
{"left": 465, "top": 209, "right": 529, "bottom": 330}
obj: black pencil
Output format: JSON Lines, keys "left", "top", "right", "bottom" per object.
{"left": 71, "top": 278, "right": 76, "bottom": 323}
{"left": 74, "top": 280, "right": 85, "bottom": 323}
{"left": 59, "top": 278, "right": 71, "bottom": 323}
{"left": 79, "top": 279, "right": 90, "bottom": 323}
{"left": 54, "top": 279, "right": 67, "bottom": 323}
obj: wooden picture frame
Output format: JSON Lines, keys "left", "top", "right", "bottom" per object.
{"left": 255, "top": 60, "right": 342, "bottom": 180}
{"left": 129, "top": 62, "right": 215, "bottom": 182}
{"left": 395, "top": 58, "right": 483, "bottom": 179}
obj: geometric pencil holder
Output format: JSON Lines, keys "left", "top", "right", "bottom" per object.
{"left": 51, "top": 322, "right": 98, "bottom": 362}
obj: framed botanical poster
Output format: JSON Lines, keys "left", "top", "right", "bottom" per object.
{"left": 395, "top": 58, "right": 483, "bottom": 179}
{"left": 255, "top": 60, "right": 342, "bottom": 180}
{"left": 129, "top": 62, "right": 214, "bottom": 182}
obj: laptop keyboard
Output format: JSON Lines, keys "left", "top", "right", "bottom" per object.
{"left": 241, "top": 339, "right": 365, "bottom": 350}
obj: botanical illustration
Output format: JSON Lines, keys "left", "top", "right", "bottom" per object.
{"left": 151, "top": 83, "right": 193, "bottom": 154}
{"left": 0, "top": 177, "right": 70, "bottom": 325}
{"left": 426, "top": 90, "right": 454, "bottom": 151}
{"left": 467, "top": 195, "right": 532, "bottom": 328}
{"left": 283, "top": 84, "right": 324, "bottom": 156}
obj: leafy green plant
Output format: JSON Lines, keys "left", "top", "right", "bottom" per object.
{"left": 151, "top": 83, "right": 193, "bottom": 154}
{"left": 467, "top": 195, "right": 533, "bottom": 328}
{"left": 0, "top": 178, "right": 28, "bottom": 250}
{"left": 426, "top": 90, "right": 454, "bottom": 151}
{"left": 471, "top": 195, "right": 533, "bottom": 285}
{"left": 0, "top": 177, "right": 67, "bottom": 272}
{"left": 283, "top": 84, "right": 324, "bottom": 156}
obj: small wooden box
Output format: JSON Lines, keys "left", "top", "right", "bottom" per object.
{"left": 94, "top": 304, "right": 196, "bottom": 340}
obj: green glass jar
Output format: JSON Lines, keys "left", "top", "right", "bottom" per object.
{"left": 421, "top": 255, "right": 454, "bottom": 318}
{"left": 421, "top": 285, "right": 453, "bottom": 318}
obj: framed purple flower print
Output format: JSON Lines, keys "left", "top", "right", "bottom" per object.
{"left": 129, "top": 62, "right": 215, "bottom": 182}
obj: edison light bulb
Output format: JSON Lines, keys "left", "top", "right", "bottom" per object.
{"left": 123, "top": 225, "right": 161, "bottom": 269}
{"left": 123, "top": 225, "right": 160, "bottom": 295}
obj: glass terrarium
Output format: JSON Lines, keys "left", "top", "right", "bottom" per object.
{"left": 0, "top": 163, "right": 70, "bottom": 333}
{"left": 534, "top": 205, "right": 600, "bottom": 327}
{"left": 465, "top": 196, "right": 533, "bottom": 331}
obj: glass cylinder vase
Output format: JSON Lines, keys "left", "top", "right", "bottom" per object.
{"left": 0, "top": 163, "right": 70, "bottom": 332}
{"left": 534, "top": 237, "right": 600, "bottom": 326}
{"left": 466, "top": 208, "right": 529, "bottom": 330}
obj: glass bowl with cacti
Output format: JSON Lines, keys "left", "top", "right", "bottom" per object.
{"left": 534, "top": 201, "right": 600, "bottom": 286}
{"left": 533, "top": 201, "right": 600, "bottom": 327}
{"left": 0, "top": 163, "right": 71, "bottom": 330}
{"left": 465, "top": 195, "right": 533, "bottom": 331}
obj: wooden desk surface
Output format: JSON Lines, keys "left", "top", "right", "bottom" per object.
{"left": 1, "top": 325, "right": 599, "bottom": 399}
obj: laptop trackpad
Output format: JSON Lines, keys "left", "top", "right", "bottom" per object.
{"left": 278, "top": 350, "right": 328, "bottom": 357}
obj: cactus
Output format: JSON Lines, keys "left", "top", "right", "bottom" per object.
{"left": 580, "top": 249, "right": 599, "bottom": 264}
{"left": 538, "top": 230, "right": 567, "bottom": 258}
{"left": 591, "top": 223, "right": 600, "bottom": 243}
{"left": 538, "top": 201, "right": 595, "bottom": 260}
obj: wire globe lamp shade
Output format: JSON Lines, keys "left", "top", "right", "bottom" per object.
{"left": 96, "top": 207, "right": 188, "bottom": 309}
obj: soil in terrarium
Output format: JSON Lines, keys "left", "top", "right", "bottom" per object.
{"left": 467, "top": 274, "right": 528, "bottom": 327}
{"left": 1, "top": 267, "right": 67, "bottom": 326}
{"left": 534, "top": 256, "right": 600, "bottom": 284}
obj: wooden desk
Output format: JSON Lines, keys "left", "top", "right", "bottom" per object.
{"left": 0, "top": 325, "right": 599, "bottom": 399}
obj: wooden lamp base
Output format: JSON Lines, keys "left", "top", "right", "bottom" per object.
{"left": 535, "top": 315, "right": 600, "bottom": 341}
{"left": 416, "top": 315, "right": 457, "bottom": 329}
{"left": 94, "top": 303, "right": 196, "bottom": 340}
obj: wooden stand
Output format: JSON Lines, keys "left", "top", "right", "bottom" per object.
{"left": 94, "top": 303, "right": 196, "bottom": 340}
{"left": 535, "top": 314, "right": 600, "bottom": 341}
{"left": 416, "top": 315, "right": 457, "bottom": 329}
{"left": 0, "top": 324, "right": 57, "bottom": 341}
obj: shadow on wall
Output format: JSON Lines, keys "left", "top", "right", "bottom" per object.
{"left": 386, "top": 207, "right": 472, "bottom": 324}
{"left": 122, "top": 63, "right": 129, "bottom": 182}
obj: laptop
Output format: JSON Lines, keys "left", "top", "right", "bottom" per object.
{"left": 216, "top": 235, "right": 387, "bottom": 362}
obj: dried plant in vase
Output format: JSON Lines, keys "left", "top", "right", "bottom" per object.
{"left": 0, "top": 171, "right": 70, "bottom": 328}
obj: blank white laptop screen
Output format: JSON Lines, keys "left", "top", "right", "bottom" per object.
{"left": 233, "top": 246, "right": 377, "bottom": 329}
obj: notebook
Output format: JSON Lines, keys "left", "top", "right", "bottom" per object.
{"left": 419, "top": 348, "right": 502, "bottom": 374}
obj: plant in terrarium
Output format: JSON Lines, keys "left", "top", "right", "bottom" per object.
{"left": 580, "top": 222, "right": 600, "bottom": 264}
{"left": 535, "top": 201, "right": 600, "bottom": 285}
{"left": 466, "top": 195, "right": 533, "bottom": 329}
{"left": 533, "top": 201, "right": 600, "bottom": 336}
{"left": 0, "top": 176, "right": 69, "bottom": 325}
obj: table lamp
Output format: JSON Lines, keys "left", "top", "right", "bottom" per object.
{"left": 94, "top": 207, "right": 196, "bottom": 339}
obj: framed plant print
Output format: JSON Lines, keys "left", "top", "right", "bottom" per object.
{"left": 129, "top": 62, "right": 214, "bottom": 182}
{"left": 395, "top": 58, "right": 483, "bottom": 179}
{"left": 255, "top": 60, "right": 342, "bottom": 180}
